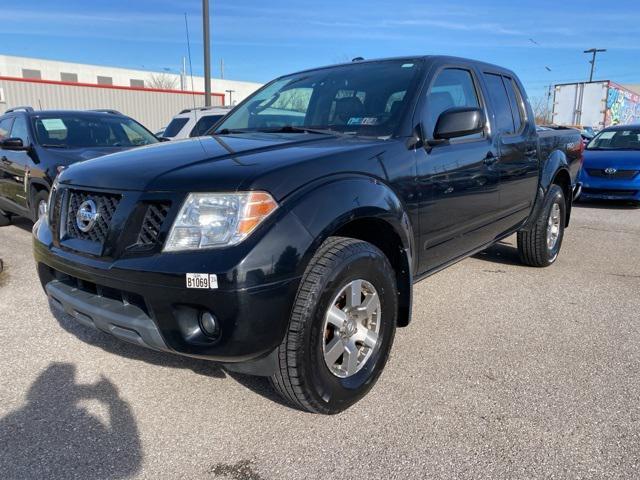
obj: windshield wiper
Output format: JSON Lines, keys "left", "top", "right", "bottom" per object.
{"left": 41, "top": 144, "right": 68, "bottom": 149}
{"left": 215, "top": 126, "right": 351, "bottom": 137}
{"left": 254, "top": 126, "right": 346, "bottom": 136}
{"left": 215, "top": 128, "right": 248, "bottom": 135}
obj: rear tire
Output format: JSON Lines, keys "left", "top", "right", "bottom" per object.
{"left": 270, "top": 236, "right": 397, "bottom": 414}
{"left": 0, "top": 209, "right": 10, "bottom": 227}
{"left": 517, "top": 184, "right": 566, "bottom": 267}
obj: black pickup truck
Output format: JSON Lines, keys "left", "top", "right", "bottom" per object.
{"left": 33, "top": 56, "right": 583, "bottom": 414}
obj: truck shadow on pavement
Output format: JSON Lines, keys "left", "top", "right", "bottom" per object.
{"left": 50, "top": 304, "right": 294, "bottom": 409}
{"left": 0, "top": 363, "right": 142, "bottom": 479}
{"left": 473, "top": 241, "right": 522, "bottom": 267}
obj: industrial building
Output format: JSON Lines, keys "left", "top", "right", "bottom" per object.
{"left": 0, "top": 54, "right": 262, "bottom": 131}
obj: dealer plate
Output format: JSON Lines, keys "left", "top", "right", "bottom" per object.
{"left": 186, "top": 273, "right": 218, "bottom": 289}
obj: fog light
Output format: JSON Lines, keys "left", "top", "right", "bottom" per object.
{"left": 199, "top": 311, "right": 220, "bottom": 338}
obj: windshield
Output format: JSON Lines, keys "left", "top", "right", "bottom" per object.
{"left": 33, "top": 115, "right": 158, "bottom": 148}
{"left": 587, "top": 127, "right": 640, "bottom": 150}
{"left": 191, "top": 115, "right": 224, "bottom": 137}
{"left": 215, "top": 59, "right": 425, "bottom": 137}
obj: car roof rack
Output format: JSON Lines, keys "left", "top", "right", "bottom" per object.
{"left": 88, "top": 109, "right": 123, "bottom": 115}
{"left": 4, "top": 106, "right": 35, "bottom": 114}
{"left": 178, "top": 106, "right": 230, "bottom": 114}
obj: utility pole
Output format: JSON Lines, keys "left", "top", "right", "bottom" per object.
{"left": 584, "top": 48, "right": 606, "bottom": 83}
{"left": 203, "top": 0, "right": 212, "bottom": 106}
{"left": 225, "top": 89, "right": 235, "bottom": 106}
{"left": 220, "top": 58, "right": 224, "bottom": 79}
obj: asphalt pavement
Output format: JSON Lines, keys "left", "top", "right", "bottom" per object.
{"left": 0, "top": 200, "right": 639, "bottom": 479}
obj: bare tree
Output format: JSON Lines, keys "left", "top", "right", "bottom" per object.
{"left": 530, "top": 95, "right": 552, "bottom": 125}
{"left": 147, "top": 73, "right": 178, "bottom": 90}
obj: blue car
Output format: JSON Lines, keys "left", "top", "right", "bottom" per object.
{"left": 578, "top": 124, "right": 640, "bottom": 206}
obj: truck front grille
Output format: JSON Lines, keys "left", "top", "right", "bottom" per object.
{"left": 44, "top": 265, "right": 150, "bottom": 316}
{"left": 65, "top": 190, "right": 121, "bottom": 244}
{"left": 135, "top": 202, "right": 171, "bottom": 247}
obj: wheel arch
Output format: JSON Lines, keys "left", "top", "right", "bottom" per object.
{"left": 288, "top": 176, "right": 415, "bottom": 327}
{"left": 540, "top": 150, "right": 572, "bottom": 227}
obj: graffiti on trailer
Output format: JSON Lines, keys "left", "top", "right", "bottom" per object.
{"left": 605, "top": 82, "right": 640, "bottom": 126}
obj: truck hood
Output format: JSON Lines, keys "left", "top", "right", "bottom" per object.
{"left": 42, "top": 145, "right": 132, "bottom": 166}
{"left": 57, "top": 134, "right": 391, "bottom": 198}
{"left": 583, "top": 149, "right": 640, "bottom": 169}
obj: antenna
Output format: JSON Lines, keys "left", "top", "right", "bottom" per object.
{"left": 184, "top": 13, "right": 199, "bottom": 122}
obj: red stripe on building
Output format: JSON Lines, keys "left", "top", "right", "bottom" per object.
{"left": 0, "top": 75, "right": 226, "bottom": 100}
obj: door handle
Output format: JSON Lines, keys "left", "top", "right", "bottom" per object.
{"left": 525, "top": 149, "right": 537, "bottom": 156}
{"left": 483, "top": 152, "right": 499, "bottom": 165}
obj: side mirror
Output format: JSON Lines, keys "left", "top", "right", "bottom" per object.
{"left": 433, "top": 107, "right": 485, "bottom": 141}
{"left": 157, "top": 136, "right": 171, "bottom": 142}
{"left": 1, "top": 137, "right": 28, "bottom": 151}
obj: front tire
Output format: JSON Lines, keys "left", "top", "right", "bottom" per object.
{"left": 32, "top": 190, "right": 50, "bottom": 223}
{"left": 517, "top": 184, "right": 566, "bottom": 267}
{"left": 270, "top": 236, "right": 397, "bottom": 414}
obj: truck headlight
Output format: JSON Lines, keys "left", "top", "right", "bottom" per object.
{"left": 164, "top": 191, "right": 278, "bottom": 251}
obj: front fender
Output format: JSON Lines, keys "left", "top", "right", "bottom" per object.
{"left": 286, "top": 174, "right": 415, "bottom": 274}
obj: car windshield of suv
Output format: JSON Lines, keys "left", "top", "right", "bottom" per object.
{"left": 587, "top": 127, "right": 640, "bottom": 150}
{"left": 215, "top": 59, "right": 425, "bottom": 138}
{"left": 32, "top": 114, "right": 158, "bottom": 148}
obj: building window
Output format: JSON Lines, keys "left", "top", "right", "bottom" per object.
{"left": 60, "top": 72, "right": 78, "bottom": 83}
{"left": 22, "top": 69, "right": 42, "bottom": 79}
{"left": 97, "top": 76, "right": 113, "bottom": 85}
{"left": 130, "top": 79, "right": 145, "bottom": 88}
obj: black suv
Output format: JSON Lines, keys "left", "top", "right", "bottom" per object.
{"left": 0, "top": 107, "right": 158, "bottom": 225}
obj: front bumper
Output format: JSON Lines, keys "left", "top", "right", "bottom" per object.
{"left": 578, "top": 170, "right": 640, "bottom": 201}
{"left": 34, "top": 210, "right": 313, "bottom": 372}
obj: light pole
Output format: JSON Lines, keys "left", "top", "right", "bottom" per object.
{"left": 203, "top": 0, "right": 212, "bottom": 106}
{"left": 584, "top": 48, "right": 606, "bottom": 83}
{"left": 225, "top": 89, "right": 235, "bottom": 106}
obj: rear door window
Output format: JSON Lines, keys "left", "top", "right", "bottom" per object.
{"left": 483, "top": 73, "right": 516, "bottom": 134}
{"left": 163, "top": 117, "right": 189, "bottom": 137}
{"left": 503, "top": 77, "right": 527, "bottom": 132}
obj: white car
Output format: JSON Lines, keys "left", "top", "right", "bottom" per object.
{"left": 161, "top": 106, "right": 232, "bottom": 140}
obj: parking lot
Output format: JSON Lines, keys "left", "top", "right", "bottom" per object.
{"left": 0, "top": 201, "right": 638, "bottom": 479}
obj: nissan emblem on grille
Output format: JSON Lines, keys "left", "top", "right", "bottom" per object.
{"left": 76, "top": 199, "right": 100, "bottom": 233}
{"left": 604, "top": 167, "right": 618, "bottom": 175}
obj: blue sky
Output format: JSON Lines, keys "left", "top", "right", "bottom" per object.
{"left": 2, "top": 0, "right": 640, "bottom": 99}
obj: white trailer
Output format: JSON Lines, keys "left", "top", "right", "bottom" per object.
{"left": 552, "top": 81, "right": 640, "bottom": 129}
